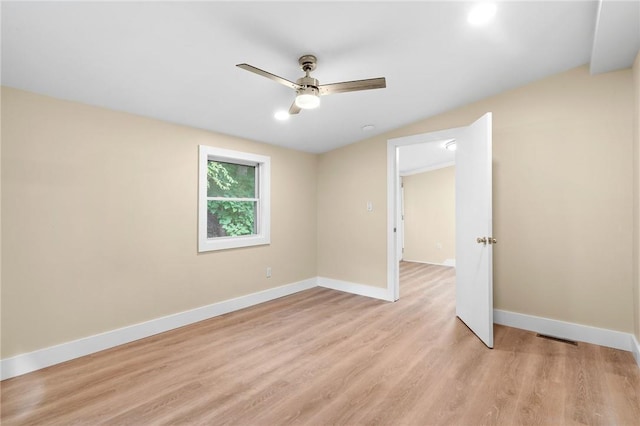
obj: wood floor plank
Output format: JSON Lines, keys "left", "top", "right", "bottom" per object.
{"left": 511, "top": 337, "right": 567, "bottom": 426}
{"left": 2, "top": 262, "right": 639, "bottom": 425}
{"left": 453, "top": 325, "right": 532, "bottom": 425}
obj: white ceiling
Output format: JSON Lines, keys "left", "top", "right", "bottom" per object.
{"left": 590, "top": 0, "right": 640, "bottom": 73}
{"left": 399, "top": 141, "right": 456, "bottom": 176}
{"left": 2, "top": 1, "right": 638, "bottom": 154}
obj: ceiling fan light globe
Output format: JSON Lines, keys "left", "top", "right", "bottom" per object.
{"left": 295, "top": 93, "right": 320, "bottom": 109}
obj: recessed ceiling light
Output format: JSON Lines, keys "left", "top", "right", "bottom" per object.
{"left": 274, "top": 110, "right": 290, "bottom": 121}
{"left": 467, "top": 3, "right": 496, "bottom": 26}
{"left": 362, "top": 124, "right": 375, "bottom": 132}
{"left": 445, "top": 140, "right": 457, "bottom": 151}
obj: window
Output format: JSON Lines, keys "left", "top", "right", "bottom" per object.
{"left": 198, "top": 145, "right": 270, "bottom": 252}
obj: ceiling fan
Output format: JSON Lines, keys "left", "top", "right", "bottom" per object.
{"left": 236, "top": 55, "right": 386, "bottom": 115}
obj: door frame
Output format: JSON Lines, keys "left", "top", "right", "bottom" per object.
{"left": 398, "top": 178, "right": 404, "bottom": 263}
{"left": 386, "top": 126, "right": 467, "bottom": 301}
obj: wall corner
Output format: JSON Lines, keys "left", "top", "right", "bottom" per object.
{"left": 633, "top": 49, "right": 640, "bottom": 343}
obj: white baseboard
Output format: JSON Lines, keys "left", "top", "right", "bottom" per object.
{"left": 494, "top": 309, "right": 636, "bottom": 353}
{"left": 0, "top": 278, "right": 317, "bottom": 380}
{"left": 632, "top": 335, "right": 640, "bottom": 368}
{"left": 4, "top": 284, "right": 636, "bottom": 380}
{"left": 317, "top": 277, "right": 393, "bottom": 302}
{"left": 402, "top": 259, "right": 456, "bottom": 267}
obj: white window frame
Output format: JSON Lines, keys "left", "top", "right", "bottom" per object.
{"left": 198, "top": 145, "right": 271, "bottom": 252}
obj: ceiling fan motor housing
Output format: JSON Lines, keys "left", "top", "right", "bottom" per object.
{"left": 296, "top": 76, "right": 319, "bottom": 90}
{"left": 298, "top": 54, "right": 317, "bottom": 72}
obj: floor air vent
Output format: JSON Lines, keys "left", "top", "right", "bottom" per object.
{"left": 536, "top": 334, "right": 578, "bottom": 346}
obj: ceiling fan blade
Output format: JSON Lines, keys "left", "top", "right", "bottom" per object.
{"left": 288, "top": 100, "right": 301, "bottom": 115}
{"left": 236, "top": 63, "right": 301, "bottom": 90}
{"left": 318, "top": 77, "right": 386, "bottom": 96}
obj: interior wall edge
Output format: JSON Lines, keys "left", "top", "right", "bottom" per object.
{"left": 633, "top": 50, "right": 640, "bottom": 344}
{"left": 317, "top": 277, "right": 393, "bottom": 302}
{"left": 633, "top": 335, "right": 640, "bottom": 368}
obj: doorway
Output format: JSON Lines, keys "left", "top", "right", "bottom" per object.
{"left": 386, "top": 114, "right": 494, "bottom": 348}
{"left": 386, "top": 127, "right": 466, "bottom": 301}
{"left": 399, "top": 150, "right": 456, "bottom": 267}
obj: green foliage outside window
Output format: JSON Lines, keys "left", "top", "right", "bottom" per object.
{"left": 207, "top": 161, "right": 257, "bottom": 238}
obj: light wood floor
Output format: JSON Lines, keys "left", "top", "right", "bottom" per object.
{"left": 2, "top": 262, "right": 639, "bottom": 425}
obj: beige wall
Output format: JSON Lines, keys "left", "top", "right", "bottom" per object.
{"left": 316, "top": 137, "right": 387, "bottom": 285}
{"left": 402, "top": 167, "right": 455, "bottom": 264}
{"left": 318, "top": 65, "right": 634, "bottom": 332}
{"left": 2, "top": 62, "right": 636, "bottom": 360}
{"left": 1, "top": 87, "right": 318, "bottom": 358}
{"left": 634, "top": 50, "right": 640, "bottom": 342}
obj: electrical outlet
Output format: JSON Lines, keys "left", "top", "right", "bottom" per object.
{"left": 266, "top": 267, "right": 272, "bottom": 278}
{"left": 436, "top": 242, "right": 443, "bottom": 250}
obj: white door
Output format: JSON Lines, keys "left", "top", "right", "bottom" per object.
{"left": 455, "top": 113, "right": 494, "bottom": 348}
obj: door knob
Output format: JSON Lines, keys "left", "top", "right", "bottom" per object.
{"left": 477, "top": 237, "right": 496, "bottom": 245}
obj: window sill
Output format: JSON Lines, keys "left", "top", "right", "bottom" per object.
{"left": 198, "top": 234, "right": 271, "bottom": 252}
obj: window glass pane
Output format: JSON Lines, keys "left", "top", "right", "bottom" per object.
{"left": 207, "top": 200, "right": 257, "bottom": 238}
{"left": 207, "top": 160, "right": 256, "bottom": 198}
